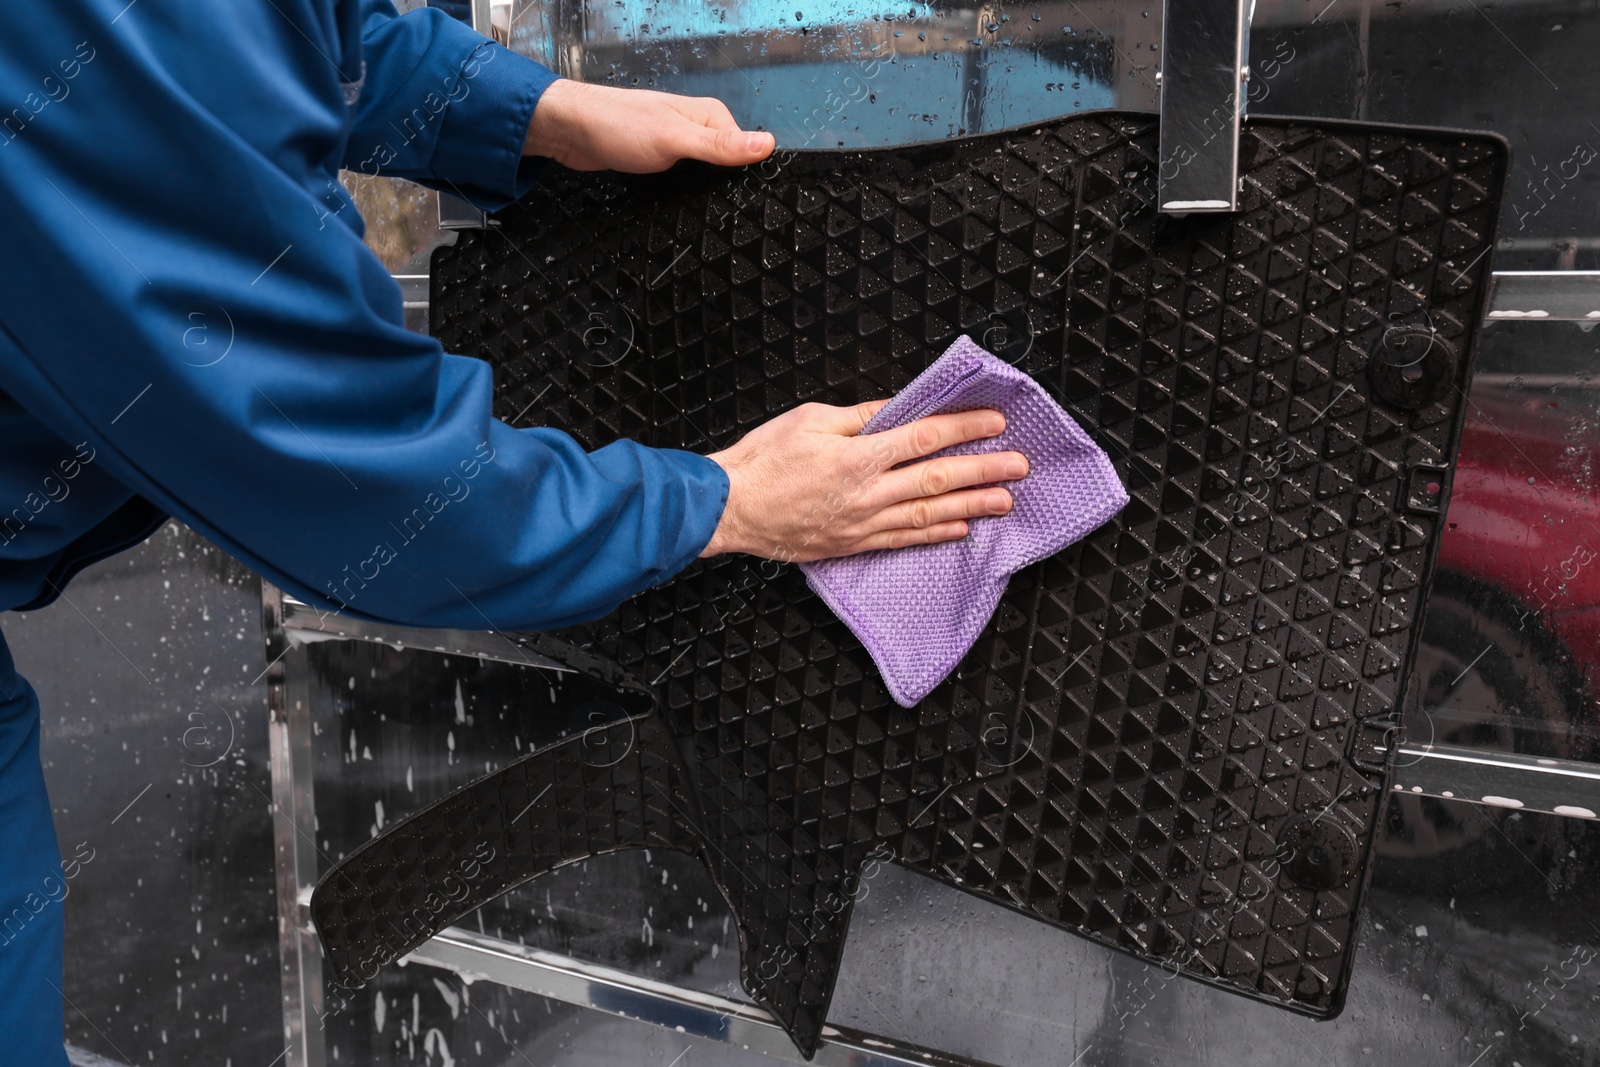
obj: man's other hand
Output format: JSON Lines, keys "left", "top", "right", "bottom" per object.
{"left": 524, "top": 80, "right": 775, "bottom": 172}
{"left": 701, "top": 402, "right": 1030, "bottom": 563}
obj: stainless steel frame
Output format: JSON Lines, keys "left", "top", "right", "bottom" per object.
{"left": 408, "top": 926, "right": 983, "bottom": 1067}
{"left": 263, "top": 586, "right": 327, "bottom": 1067}
{"left": 1157, "top": 0, "right": 1250, "bottom": 213}
{"left": 262, "top": 594, "right": 997, "bottom": 1066}
{"left": 274, "top": 592, "right": 571, "bottom": 671}
{"left": 265, "top": 584, "right": 1600, "bottom": 1067}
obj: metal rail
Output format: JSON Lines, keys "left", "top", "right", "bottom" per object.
{"left": 1392, "top": 742, "right": 1600, "bottom": 820}
{"left": 1484, "top": 271, "right": 1600, "bottom": 322}
{"left": 278, "top": 594, "right": 570, "bottom": 672}
{"left": 406, "top": 926, "right": 985, "bottom": 1067}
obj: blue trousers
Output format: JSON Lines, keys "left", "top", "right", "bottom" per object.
{"left": 0, "top": 625, "right": 69, "bottom": 1067}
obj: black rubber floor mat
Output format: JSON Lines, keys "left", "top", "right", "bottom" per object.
{"left": 315, "top": 113, "right": 1506, "bottom": 1058}
{"left": 308, "top": 647, "right": 714, "bottom": 987}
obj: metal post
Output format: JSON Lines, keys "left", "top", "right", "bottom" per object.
{"left": 264, "top": 586, "right": 327, "bottom": 1067}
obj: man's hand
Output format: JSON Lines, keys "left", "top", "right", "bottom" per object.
{"left": 524, "top": 80, "right": 775, "bottom": 172}
{"left": 700, "top": 402, "right": 1030, "bottom": 563}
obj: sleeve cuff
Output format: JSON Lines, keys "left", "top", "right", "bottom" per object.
{"left": 657, "top": 448, "right": 731, "bottom": 571}
{"left": 588, "top": 440, "right": 730, "bottom": 586}
{"left": 431, "top": 41, "right": 560, "bottom": 211}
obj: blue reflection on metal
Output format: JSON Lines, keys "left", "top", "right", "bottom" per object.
{"left": 587, "top": 0, "right": 939, "bottom": 41}
{"left": 506, "top": 0, "right": 1126, "bottom": 147}
{"left": 675, "top": 51, "right": 1115, "bottom": 148}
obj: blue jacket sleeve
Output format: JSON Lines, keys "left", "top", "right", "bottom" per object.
{"left": 0, "top": 0, "right": 728, "bottom": 632}
{"left": 343, "top": 0, "right": 560, "bottom": 210}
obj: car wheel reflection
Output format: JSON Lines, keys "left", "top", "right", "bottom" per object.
{"left": 1378, "top": 573, "right": 1592, "bottom": 881}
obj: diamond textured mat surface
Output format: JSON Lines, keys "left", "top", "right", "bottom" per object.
{"left": 313, "top": 113, "right": 1506, "bottom": 1059}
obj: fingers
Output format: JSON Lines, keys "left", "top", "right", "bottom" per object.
{"left": 868, "top": 484, "right": 1015, "bottom": 535}
{"left": 875, "top": 451, "right": 1029, "bottom": 505}
{"left": 646, "top": 92, "right": 773, "bottom": 166}
{"left": 817, "top": 482, "right": 1012, "bottom": 559}
{"left": 689, "top": 122, "right": 775, "bottom": 166}
{"left": 853, "top": 520, "right": 973, "bottom": 552}
{"left": 874, "top": 408, "right": 1008, "bottom": 466}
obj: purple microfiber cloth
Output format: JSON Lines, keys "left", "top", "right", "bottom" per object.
{"left": 800, "top": 335, "right": 1129, "bottom": 707}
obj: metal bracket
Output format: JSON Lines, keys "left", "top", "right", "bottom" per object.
{"left": 438, "top": 192, "right": 490, "bottom": 231}
{"left": 1158, "top": 0, "right": 1251, "bottom": 213}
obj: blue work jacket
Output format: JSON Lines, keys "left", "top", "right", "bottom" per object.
{"left": 0, "top": 0, "right": 729, "bottom": 631}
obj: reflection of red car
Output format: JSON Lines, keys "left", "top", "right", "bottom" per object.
{"left": 1378, "top": 377, "right": 1598, "bottom": 874}
{"left": 1437, "top": 378, "right": 1600, "bottom": 708}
